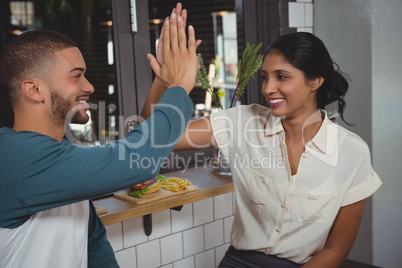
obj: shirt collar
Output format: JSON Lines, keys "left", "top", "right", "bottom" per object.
{"left": 264, "top": 109, "right": 339, "bottom": 156}
{"left": 264, "top": 111, "right": 284, "bottom": 136}
{"left": 310, "top": 110, "right": 338, "bottom": 156}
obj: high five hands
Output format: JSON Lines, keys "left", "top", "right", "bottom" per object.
{"left": 147, "top": 3, "right": 201, "bottom": 94}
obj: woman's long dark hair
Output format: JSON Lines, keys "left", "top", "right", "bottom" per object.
{"left": 265, "top": 32, "right": 351, "bottom": 125}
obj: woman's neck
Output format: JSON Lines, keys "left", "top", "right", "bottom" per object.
{"left": 282, "top": 109, "right": 323, "bottom": 144}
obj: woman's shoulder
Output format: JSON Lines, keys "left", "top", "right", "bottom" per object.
{"left": 239, "top": 103, "right": 269, "bottom": 111}
{"left": 247, "top": 103, "right": 271, "bottom": 114}
{"left": 335, "top": 123, "right": 371, "bottom": 155}
{"left": 213, "top": 104, "right": 270, "bottom": 117}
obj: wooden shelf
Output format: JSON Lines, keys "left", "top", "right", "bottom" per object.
{"left": 93, "top": 165, "right": 233, "bottom": 226}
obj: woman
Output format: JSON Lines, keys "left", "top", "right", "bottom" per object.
{"left": 148, "top": 29, "right": 382, "bottom": 267}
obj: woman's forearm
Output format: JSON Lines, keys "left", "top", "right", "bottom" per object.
{"left": 302, "top": 200, "right": 366, "bottom": 268}
{"left": 301, "top": 248, "right": 346, "bottom": 268}
{"left": 141, "top": 77, "right": 167, "bottom": 119}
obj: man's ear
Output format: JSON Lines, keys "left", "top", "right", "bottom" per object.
{"left": 311, "top": 77, "right": 324, "bottom": 92}
{"left": 21, "top": 79, "right": 45, "bottom": 103}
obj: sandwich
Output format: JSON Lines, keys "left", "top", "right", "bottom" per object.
{"left": 129, "top": 174, "right": 165, "bottom": 197}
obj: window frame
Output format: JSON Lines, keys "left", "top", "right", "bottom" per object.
{"left": 111, "top": 0, "right": 152, "bottom": 136}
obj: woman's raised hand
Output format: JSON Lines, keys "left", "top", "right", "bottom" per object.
{"left": 148, "top": 3, "right": 200, "bottom": 94}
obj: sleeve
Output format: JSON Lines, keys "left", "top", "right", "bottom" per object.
{"left": 87, "top": 201, "right": 119, "bottom": 268}
{"left": 342, "top": 170, "right": 382, "bottom": 206}
{"left": 210, "top": 106, "right": 238, "bottom": 158}
{"left": 341, "top": 136, "right": 382, "bottom": 206}
{"left": 0, "top": 86, "right": 193, "bottom": 228}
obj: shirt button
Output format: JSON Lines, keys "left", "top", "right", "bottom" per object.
{"left": 276, "top": 228, "right": 280, "bottom": 233}
{"left": 267, "top": 248, "right": 271, "bottom": 253}
{"left": 281, "top": 203, "right": 285, "bottom": 208}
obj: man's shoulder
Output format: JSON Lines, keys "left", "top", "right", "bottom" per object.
{"left": 1, "top": 128, "right": 53, "bottom": 142}
{"left": 0, "top": 128, "right": 63, "bottom": 155}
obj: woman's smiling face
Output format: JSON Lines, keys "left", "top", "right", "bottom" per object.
{"left": 261, "top": 50, "right": 321, "bottom": 121}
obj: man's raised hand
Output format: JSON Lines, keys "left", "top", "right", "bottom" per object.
{"left": 148, "top": 5, "right": 198, "bottom": 94}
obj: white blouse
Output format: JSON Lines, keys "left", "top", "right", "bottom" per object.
{"left": 210, "top": 104, "right": 382, "bottom": 264}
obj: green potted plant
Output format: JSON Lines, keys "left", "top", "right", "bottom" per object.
{"left": 197, "top": 42, "right": 263, "bottom": 174}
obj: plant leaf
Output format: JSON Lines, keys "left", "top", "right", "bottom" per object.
{"left": 230, "top": 42, "right": 263, "bottom": 107}
{"left": 196, "top": 54, "right": 223, "bottom": 109}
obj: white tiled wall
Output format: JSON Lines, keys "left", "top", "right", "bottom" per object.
{"left": 106, "top": 192, "right": 234, "bottom": 268}
{"left": 289, "top": 0, "right": 314, "bottom": 33}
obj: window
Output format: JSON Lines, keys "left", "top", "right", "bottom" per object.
{"left": 148, "top": 0, "right": 244, "bottom": 115}
{"left": 9, "top": 1, "right": 35, "bottom": 27}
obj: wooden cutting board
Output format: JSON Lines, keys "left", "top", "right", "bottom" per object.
{"left": 95, "top": 204, "right": 108, "bottom": 215}
{"left": 113, "top": 185, "right": 199, "bottom": 205}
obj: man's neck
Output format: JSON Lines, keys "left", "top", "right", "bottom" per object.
{"left": 13, "top": 113, "right": 66, "bottom": 142}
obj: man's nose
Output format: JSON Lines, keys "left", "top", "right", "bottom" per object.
{"left": 84, "top": 77, "right": 94, "bottom": 94}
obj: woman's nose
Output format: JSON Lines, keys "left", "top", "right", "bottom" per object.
{"left": 262, "top": 79, "right": 277, "bottom": 96}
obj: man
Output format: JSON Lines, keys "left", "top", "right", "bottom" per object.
{"left": 0, "top": 3, "right": 197, "bottom": 267}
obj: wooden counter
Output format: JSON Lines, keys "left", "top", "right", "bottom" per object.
{"left": 93, "top": 165, "right": 233, "bottom": 226}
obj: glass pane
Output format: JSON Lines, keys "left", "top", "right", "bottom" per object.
{"left": 212, "top": 11, "right": 238, "bottom": 110}
{"left": 1, "top": 0, "right": 118, "bottom": 145}
{"left": 148, "top": 0, "right": 242, "bottom": 118}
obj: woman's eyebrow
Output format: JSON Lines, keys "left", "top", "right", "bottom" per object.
{"left": 273, "top": 69, "right": 291, "bottom": 74}
{"left": 261, "top": 69, "right": 292, "bottom": 74}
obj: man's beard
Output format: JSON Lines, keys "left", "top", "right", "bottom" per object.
{"left": 49, "top": 86, "right": 89, "bottom": 125}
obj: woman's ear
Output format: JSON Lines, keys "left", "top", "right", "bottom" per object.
{"left": 311, "top": 77, "right": 324, "bottom": 91}
{"left": 21, "top": 79, "right": 45, "bottom": 103}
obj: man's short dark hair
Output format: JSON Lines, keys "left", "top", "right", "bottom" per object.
{"left": 0, "top": 30, "right": 77, "bottom": 105}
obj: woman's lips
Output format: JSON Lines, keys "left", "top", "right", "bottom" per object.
{"left": 269, "top": 98, "right": 284, "bottom": 108}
